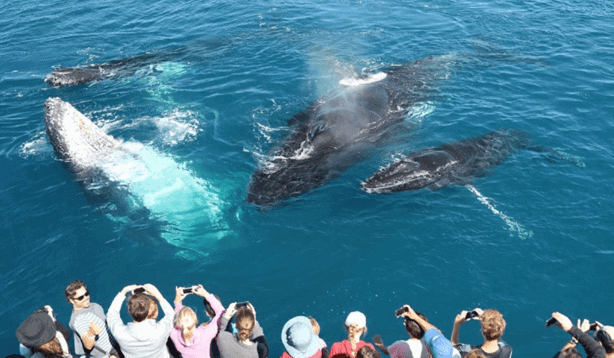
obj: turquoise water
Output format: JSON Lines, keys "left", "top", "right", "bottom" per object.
{"left": 1, "top": 0, "right": 613, "bottom": 357}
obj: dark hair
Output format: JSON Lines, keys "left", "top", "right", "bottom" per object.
{"left": 203, "top": 294, "right": 222, "bottom": 317}
{"left": 404, "top": 311, "right": 427, "bottom": 339}
{"left": 128, "top": 293, "right": 150, "bottom": 322}
{"left": 235, "top": 307, "right": 255, "bottom": 342}
{"left": 557, "top": 347, "right": 582, "bottom": 358}
{"left": 356, "top": 346, "right": 381, "bottom": 358}
{"left": 596, "top": 329, "right": 614, "bottom": 354}
{"left": 64, "top": 280, "right": 86, "bottom": 302}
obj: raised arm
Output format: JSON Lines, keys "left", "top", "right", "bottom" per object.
{"left": 551, "top": 312, "right": 605, "bottom": 358}
{"left": 402, "top": 305, "right": 453, "bottom": 358}
{"left": 372, "top": 334, "right": 390, "bottom": 355}
{"left": 107, "top": 285, "right": 139, "bottom": 332}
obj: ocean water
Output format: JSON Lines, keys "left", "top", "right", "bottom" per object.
{"left": 1, "top": 0, "right": 613, "bottom": 357}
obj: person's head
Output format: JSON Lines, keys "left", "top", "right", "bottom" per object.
{"left": 308, "top": 316, "right": 321, "bottom": 335}
{"left": 480, "top": 309, "right": 506, "bottom": 341}
{"left": 16, "top": 310, "right": 56, "bottom": 346}
{"left": 235, "top": 307, "right": 255, "bottom": 342}
{"left": 466, "top": 349, "right": 487, "bottom": 358}
{"left": 356, "top": 346, "right": 381, "bottom": 358}
{"left": 128, "top": 293, "right": 151, "bottom": 322}
{"left": 596, "top": 326, "right": 614, "bottom": 354}
{"left": 65, "top": 280, "right": 90, "bottom": 310}
{"left": 345, "top": 311, "right": 367, "bottom": 342}
{"left": 558, "top": 347, "right": 582, "bottom": 358}
{"left": 147, "top": 297, "right": 159, "bottom": 320}
{"left": 404, "top": 311, "right": 427, "bottom": 339}
{"left": 282, "top": 316, "right": 321, "bottom": 358}
{"left": 176, "top": 306, "right": 198, "bottom": 338}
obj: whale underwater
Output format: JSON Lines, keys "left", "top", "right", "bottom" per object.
{"left": 246, "top": 54, "right": 455, "bottom": 206}
{"left": 43, "top": 97, "right": 229, "bottom": 253}
{"left": 361, "top": 129, "right": 533, "bottom": 193}
{"left": 44, "top": 52, "right": 175, "bottom": 87}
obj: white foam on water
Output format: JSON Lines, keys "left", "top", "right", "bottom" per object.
{"left": 150, "top": 108, "right": 201, "bottom": 146}
{"left": 466, "top": 184, "right": 534, "bottom": 240}
{"left": 20, "top": 131, "right": 53, "bottom": 158}
{"left": 339, "top": 72, "right": 387, "bottom": 86}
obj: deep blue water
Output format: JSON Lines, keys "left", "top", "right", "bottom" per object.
{"left": 1, "top": 0, "right": 613, "bottom": 357}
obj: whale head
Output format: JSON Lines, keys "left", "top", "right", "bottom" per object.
{"left": 44, "top": 97, "right": 118, "bottom": 171}
{"left": 44, "top": 66, "right": 109, "bottom": 87}
{"left": 361, "top": 150, "right": 458, "bottom": 193}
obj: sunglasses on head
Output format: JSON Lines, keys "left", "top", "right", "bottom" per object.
{"left": 74, "top": 290, "right": 90, "bottom": 301}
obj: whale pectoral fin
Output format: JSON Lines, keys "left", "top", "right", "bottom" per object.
{"left": 426, "top": 175, "right": 474, "bottom": 190}
{"left": 426, "top": 177, "right": 455, "bottom": 190}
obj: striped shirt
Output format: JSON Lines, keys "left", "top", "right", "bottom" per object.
{"left": 70, "top": 302, "right": 116, "bottom": 357}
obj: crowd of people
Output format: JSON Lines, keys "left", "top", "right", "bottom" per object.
{"left": 12, "top": 281, "right": 614, "bottom": 358}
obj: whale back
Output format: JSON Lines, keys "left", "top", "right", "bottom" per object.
{"left": 247, "top": 55, "right": 456, "bottom": 205}
{"left": 361, "top": 129, "right": 529, "bottom": 193}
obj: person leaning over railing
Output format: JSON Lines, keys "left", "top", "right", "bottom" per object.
{"left": 16, "top": 305, "right": 73, "bottom": 358}
{"left": 451, "top": 308, "right": 512, "bottom": 358}
{"left": 329, "top": 311, "right": 374, "bottom": 358}
{"left": 217, "top": 302, "right": 269, "bottom": 358}
{"left": 106, "top": 283, "right": 174, "bottom": 358}
{"left": 280, "top": 315, "right": 328, "bottom": 358}
{"left": 549, "top": 312, "right": 605, "bottom": 358}
{"left": 397, "top": 304, "right": 454, "bottom": 358}
{"left": 65, "top": 280, "right": 120, "bottom": 358}
{"left": 592, "top": 324, "right": 614, "bottom": 358}
{"left": 170, "top": 284, "right": 224, "bottom": 358}
{"left": 372, "top": 307, "right": 429, "bottom": 358}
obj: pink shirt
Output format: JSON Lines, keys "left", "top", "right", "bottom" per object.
{"left": 169, "top": 295, "right": 224, "bottom": 358}
{"left": 329, "top": 339, "right": 375, "bottom": 357}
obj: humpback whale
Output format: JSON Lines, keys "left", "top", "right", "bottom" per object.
{"left": 44, "top": 97, "right": 229, "bottom": 252}
{"left": 44, "top": 52, "right": 173, "bottom": 87}
{"left": 246, "top": 54, "right": 455, "bottom": 206}
{"left": 361, "top": 129, "right": 530, "bottom": 193}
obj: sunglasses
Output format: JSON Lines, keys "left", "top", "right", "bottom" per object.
{"left": 74, "top": 290, "right": 90, "bottom": 301}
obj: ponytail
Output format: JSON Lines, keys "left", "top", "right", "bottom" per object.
{"left": 235, "top": 307, "right": 255, "bottom": 342}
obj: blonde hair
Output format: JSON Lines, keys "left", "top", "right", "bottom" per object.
{"left": 236, "top": 307, "right": 255, "bottom": 342}
{"left": 480, "top": 309, "right": 506, "bottom": 341}
{"left": 175, "top": 306, "right": 198, "bottom": 339}
{"left": 346, "top": 323, "right": 366, "bottom": 349}
{"left": 309, "top": 316, "right": 321, "bottom": 335}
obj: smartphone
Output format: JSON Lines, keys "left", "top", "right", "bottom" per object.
{"left": 134, "top": 287, "right": 146, "bottom": 294}
{"left": 235, "top": 301, "right": 250, "bottom": 309}
{"left": 465, "top": 310, "right": 479, "bottom": 320}
{"left": 590, "top": 322, "right": 600, "bottom": 331}
{"left": 395, "top": 306, "right": 409, "bottom": 317}
{"left": 182, "top": 287, "right": 193, "bottom": 294}
{"left": 545, "top": 317, "right": 557, "bottom": 327}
